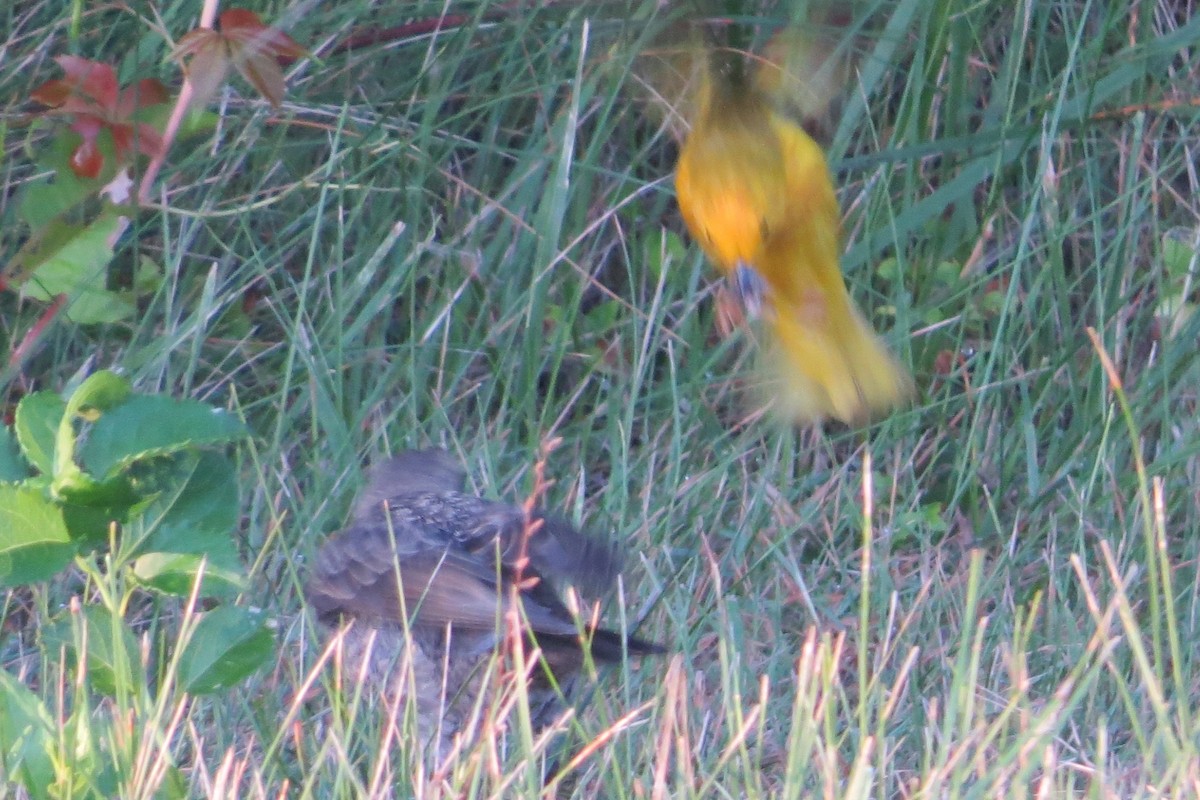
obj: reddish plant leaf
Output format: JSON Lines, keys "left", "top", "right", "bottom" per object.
{"left": 55, "top": 56, "right": 119, "bottom": 112}
{"left": 67, "top": 116, "right": 106, "bottom": 178}
{"left": 117, "top": 79, "right": 170, "bottom": 117}
{"left": 172, "top": 31, "right": 233, "bottom": 110}
{"left": 173, "top": 27, "right": 222, "bottom": 60}
{"left": 70, "top": 139, "right": 103, "bottom": 179}
{"left": 30, "top": 79, "right": 73, "bottom": 108}
{"left": 172, "top": 9, "right": 305, "bottom": 109}
{"left": 109, "top": 122, "right": 165, "bottom": 163}
{"left": 68, "top": 115, "right": 104, "bottom": 139}
{"left": 218, "top": 9, "right": 306, "bottom": 60}
{"left": 132, "top": 124, "right": 165, "bottom": 159}
{"left": 29, "top": 57, "right": 168, "bottom": 178}
{"left": 235, "top": 49, "right": 287, "bottom": 108}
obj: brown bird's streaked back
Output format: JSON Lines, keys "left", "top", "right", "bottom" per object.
{"left": 306, "top": 449, "right": 662, "bottom": 753}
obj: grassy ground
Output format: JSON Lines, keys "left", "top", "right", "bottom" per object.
{"left": 3, "top": 0, "right": 1200, "bottom": 796}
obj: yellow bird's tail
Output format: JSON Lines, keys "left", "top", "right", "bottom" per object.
{"left": 760, "top": 283, "right": 912, "bottom": 425}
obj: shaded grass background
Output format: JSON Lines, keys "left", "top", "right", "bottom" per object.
{"left": 2, "top": 0, "right": 1199, "bottom": 795}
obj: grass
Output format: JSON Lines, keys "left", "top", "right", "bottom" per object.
{"left": 2, "top": 0, "right": 1200, "bottom": 796}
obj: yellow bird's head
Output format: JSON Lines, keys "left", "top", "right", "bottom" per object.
{"left": 674, "top": 77, "right": 788, "bottom": 278}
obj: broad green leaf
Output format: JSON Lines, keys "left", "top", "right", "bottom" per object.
{"left": 64, "top": 370, "right": 131, "bottom": 419}
{"left": 133, "top": 552, "right": 246, "bottom": 599}
{"left": 119, "top": 451, "right": 242, "bottom": 577}
{"left": 134, "top": 255, "right": 163, "bottom": 293}
{"left": 61, "top": 289, "right": 137, "bottom": 325}
{"left": 0, "top": 427, "right": 28, "bottom": 482}
{"left": 43, "top": 605, "right": 141, "bottom": 697}
{"left": 177, "top": 606, "right": 273, "bottom": 694}
{"left": 1162, "top": 228, "right": 1198, "bottom": 284}
{"left": 18, "top": 134, "right": 105, "bottom": 231}
{"left": 61, "top": 502, "right": 129, "bottom": 548}
{"left": 19, "top": 174, "right": 94, "bottom": 232}
{"left": 13, "top": 215, "right": 121, "bottom": 299}
{"left": 53, "top": 472, "right": 139, "bottom": 511}
{"left": 53, "top": 371, "right": 132, "bottom": 499}
{"left": 0, "top": 669, "right": 58, "bottom": 800}
{"left": 81, "top": 396, "right": 247, "bottom": 479}
{"left": 0, "top": 485, "right": 73, "bottom": 587}
{"left": 13, "top": 392, "right": 65, "bottom": 476}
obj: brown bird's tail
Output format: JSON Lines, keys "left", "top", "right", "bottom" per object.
{"left": 583, "top": 627, "right": 667, "bottom": 661}
{"left": 531, "top": 627, "right": 666, "bottom": 682}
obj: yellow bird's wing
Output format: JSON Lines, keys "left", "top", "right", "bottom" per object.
{"left": 754, "top": 23, "right": 852, "bottom": 136}
{"left": 755, "top": 116, "right": 912, "bottom": 424}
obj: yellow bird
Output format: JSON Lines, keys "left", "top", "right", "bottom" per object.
{"left": 674, "top": 47, "right": 912, "bottom": 425}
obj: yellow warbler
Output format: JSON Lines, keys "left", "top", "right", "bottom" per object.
{"left": 674, "top": 51, "right": 911, "bottom": 425}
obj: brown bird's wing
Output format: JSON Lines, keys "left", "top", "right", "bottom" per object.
{"left": 307, "top": 519, "right": 588, "bottom": 636}
{"left": 351, "top": 449, "right": 466, "bottom": 521}
{"left": 463, "top": 505, "right": 624, "bottom": 594}
{"left": 350, "top": 450, "right": 623, "bottom": 595}
{"left": 308, "top": 449, "right": 663, "bottom": 661}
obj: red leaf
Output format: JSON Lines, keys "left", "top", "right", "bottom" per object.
{"left": 172, "top": 9, "right": 306, "bottom": 109}
{"left": 131, "top": 124, "right": 165, "bottom": 159}
{"left": 183, "top": 41, "right": 233, "bottom": 110}
{"left": 172, "top": 28, "right": 221, "bottom": 60}
{"left": 104, "top": 123, "right": 164, "bottom": 165}
{"left": 67, "top": 115, "right": 106, "bottom": 176}
{"left": 218, "top": 9, "right": 264, "bottom": 30}
{"left": 30, "top": 79, "right": 72, "bottom": 108}
{"left": 219, "top": 9, "right": 306, "bottom": 59}
{"left": 71, "top": 139, "right": 103, "bottom": 178}
{"left": 55, "top": 56, "right": 119, "bottom": 113}
{"left": 234, "top": 50, "right": 286, "bottom": 108}
{"left": 29, "top": 56, "right": 170, "bottom": 175}
{"left": 109, "top": 124, "right": 133, "bottom": 162}
{"left": 70, "top": 115, "right": 104, "bottom": 139}
{"left": 115, "top": 79, "right": 169, "bottom": 118}
{"left": 135, "top": 123, "right": 165, "bottom": 159}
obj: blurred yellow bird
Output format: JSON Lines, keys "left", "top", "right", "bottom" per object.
{"left": 674, "top": 44, "right": 912, "bottom": 425}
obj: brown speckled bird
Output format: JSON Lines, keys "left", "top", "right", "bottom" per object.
{"left": 306, "top": 449, "right": 662, "bottom": 754}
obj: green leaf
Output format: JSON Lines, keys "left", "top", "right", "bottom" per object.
{"left": 52, "top": 373, "right": 138, "bottom": 506}
{"left": 13, "top": 214, "right": 125, "bottom": 319}
{"left": 13, "top": 392, "right": 65, "bottom": 476}
{"left": 80, "top": 396, "right": 248, "bottom": 480}
{"left": 875, "top": 256, "right": 902, "bottom": 284}
{"left": 0, "top": 485, "right": 74, "bottom": 588}
{"left": 177, "top": 606, "right": 273, "bottom": 694}
{"left": 54, "top": 472, "right": 140, "bottom": 511}
{"left": 119, "top": 451, "right": 243, "bottom": 580}
{"left": 65, "top": 370, "right": 132, "bottom": 420}
{"left": 134, "top": 255, "right": 164, "bottom": 293}
{"left": 133, "top": 552, "right": 246, "bottom": 599}
{"left": 1162, "top": 228, "right": 1198, "bottom": 284}
{"left": 43, "top": 605, "right": 141, "bottom": 697}
{"left": 17, "top": 134, "right": 105, "bottom": 231}
{"left": 933, "top": 260, "right": 961, "bottom": 286}
{"left": 62, "top": 290, "right": 137, "bottom": 325}
{"left": 0, "top": 427, "right": 28, "bottom": 482}
{"left": 61, "top": 501, "right": 130, "bottom": 548}
{"left": 0, "top": 668, "right": 58, "bottom": 800}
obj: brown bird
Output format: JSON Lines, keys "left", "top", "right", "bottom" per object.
{"left": 306, "top": 449, "right": 662, "bottom": 754}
